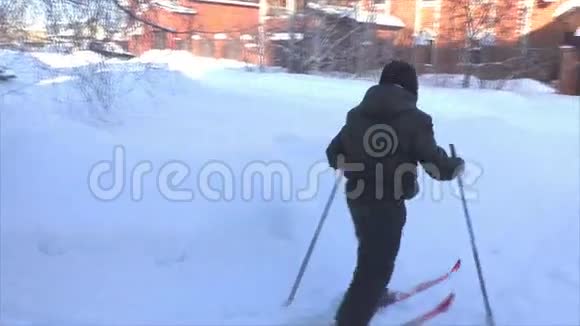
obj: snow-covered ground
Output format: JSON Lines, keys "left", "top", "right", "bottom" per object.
{"left": 1, "top": 50, "right": 579, "bottom": 325}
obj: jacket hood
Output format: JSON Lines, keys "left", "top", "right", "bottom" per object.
{"left": 356, "top": 84, "right": 417, "bottom": 121}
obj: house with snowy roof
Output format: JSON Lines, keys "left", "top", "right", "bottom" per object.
{"left": 126, "top": 0, "right": 578, "bottom": 94}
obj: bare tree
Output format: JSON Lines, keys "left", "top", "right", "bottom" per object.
{"left": 0, "top": 1, "right": 30, "bottom": 46}
{"left": 0, "top": 1, "right": 161, "bottom": 117}
{"left": 442, "top": 0, "right": 520, "bottom": 88}
{"left": 268, "top": 1, "right": 392, "bottom": 76}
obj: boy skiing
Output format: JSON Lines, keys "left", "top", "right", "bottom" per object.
{"left": 326, "top": 60, "right": 465, "bottom": 326}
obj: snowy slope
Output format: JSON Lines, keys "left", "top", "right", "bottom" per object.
{"left": 1, "top": 50, "right": 579, "bottom": 325}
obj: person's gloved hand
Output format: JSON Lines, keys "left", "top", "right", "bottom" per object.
{"left": 451, "top": 157, "right": 465, "bottom": 179}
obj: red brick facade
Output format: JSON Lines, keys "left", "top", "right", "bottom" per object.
{"left": 128, "top": 0, "right": 579, "bottom": 92}
{"left": 129, "top": 0, "right": 259, "bottom": 57}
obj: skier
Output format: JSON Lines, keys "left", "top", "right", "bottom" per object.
{"left": 326, "top": 60, "right": 465, "bottom": 326}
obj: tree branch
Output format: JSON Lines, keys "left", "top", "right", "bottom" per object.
{"left": 110, "top": 0, "right": 260, "bottom": 34}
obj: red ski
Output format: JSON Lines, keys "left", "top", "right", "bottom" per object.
{"left": 381, "top": 259, "right": 461, "bottom": 307}
{"left": 401, "top": 293, "right": 455, "bottom": 326}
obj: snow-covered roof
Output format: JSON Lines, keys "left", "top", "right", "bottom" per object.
{"left": 269, "top": 33, "right": 304, "bottom": 41}
{"left": 306, "top": 2, "right": 404, "bottom": 28}
{"left": 152, "top": 0, "right": 197, "bottom": 14}
{"left": 307, "top": 3, "right": 348, "bottom": 15}
{"left": 354, "top": 11, "right": 404, "bottom": 28}
{"left": 553, "top": 0, "right": 579, "bottom": 18}
{"left": 127, "top": 22, "right": 144, "bottom": 36}
{"left": 111, "top": 32, "right": 129, "bottom": 41}
{"left": 58, "top": 29, "right": 76, "bottom": 37}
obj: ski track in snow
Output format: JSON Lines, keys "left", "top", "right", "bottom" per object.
{"left": 1, "top": 50, "right": 579, "bottom": 325}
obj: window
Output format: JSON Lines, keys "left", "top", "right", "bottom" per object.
{"left": 175, "top": 36, "right": 191, "bottom": 50}
{"left": 153, "top": 31, "right": 166, "bottom": 49}
{"left": 224, "top": 40, "right": 242, "bottom": 60}
{"left": 271, "top": 0, "right": 286, "bottom": 7}
{"left": 415, "top": 30, "right": 435, "bottom": 65}
{"left": 421, "top": 0, "right": 437, "bottom": 7}
{"left": 415, "top": 30, "right": 435, "bottom": 46}
{"left": 200, "top": 39, "right": 214, "bottom": 57}
{"left": 564, "top": 31, "right": 580, "bottom": 48}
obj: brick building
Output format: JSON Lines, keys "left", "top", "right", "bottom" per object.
{"left": 127, "top": 0, "right": 579, "bottom": 93}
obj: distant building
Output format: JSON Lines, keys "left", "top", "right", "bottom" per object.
{"left": 127, "top": 0, "right": 578, "bottom": 92}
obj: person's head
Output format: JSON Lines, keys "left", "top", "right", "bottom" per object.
{"left": 379, "top": 60, "right": 418, "bottom": 96}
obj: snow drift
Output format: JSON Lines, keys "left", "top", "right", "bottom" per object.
{"left": 1, "top": 50, "right": 578, "bottom": 325}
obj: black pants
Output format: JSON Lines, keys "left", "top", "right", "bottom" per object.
{"left": 335, "top": 199, "right": 406, "bottom": 326}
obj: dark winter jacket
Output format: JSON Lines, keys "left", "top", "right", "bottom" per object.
{"left": 326, "top": 84, "right": 464, "bottom": 202}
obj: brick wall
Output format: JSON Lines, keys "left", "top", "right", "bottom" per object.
{"left": 437, "top": 0, "right": 466, "bottom": 46}
{"left": 529, "top": 0, "right": 561, "bottom": 45}
{"left": 419, "top": 6, "right": 436, "bottom": 34}
{"left": 130, "top": 0, "right": 576, "bottom": 51}
{"left": 431, "top": 0, "right": 572, "bottom": 48}
{"left": 128, "top": 0, "right": 260, "bottom": 59}
{"left": 126, "top": 0, "right": 578, "bottom": 92}
{"left": 185, "top": 1, "right": 259, "bottom": 33}
{"left": 493, "top": 0, "right": 523, "bottom": 45}
{"left": 390, "top": 0, "right": 417, "bottom": 46}
{"left": 529, "top": 1, "right": 568, "bottom": 47}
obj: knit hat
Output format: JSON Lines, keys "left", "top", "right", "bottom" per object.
{"left": 379, "top": 60, "right": 419, "bottom": 96}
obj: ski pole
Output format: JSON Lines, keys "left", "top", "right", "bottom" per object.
{"left": 450, "top": 144, "right": 495, "bottom": 326}
{"left": 284, "top": 172, "right": 342, "bottom": 307}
